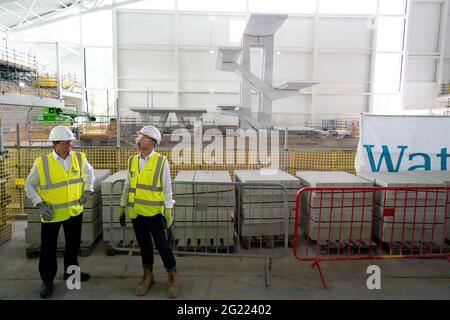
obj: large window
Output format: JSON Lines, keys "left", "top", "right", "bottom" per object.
{"left": 81, "top": 10, "right": 112, "bottom": 46}
{"left": 229, "top": 19, "right": 246, "bottom": 44}
{"left": 85, "top": 48, "right": 113, "bottom": 116}
{"left": 372, "top": 0, "right": 407, "bottom": 114}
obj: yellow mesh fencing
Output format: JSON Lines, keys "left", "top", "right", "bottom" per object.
{"left": 0, "top": 149, "right": 17, "bottom": 244}
{"left": 3, "top": 147, "right": 357, "bottom": 222}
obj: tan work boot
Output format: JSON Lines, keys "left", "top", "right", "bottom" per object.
{"left": 135, "top": 270, "right": 155, "bottom": 296}
{"left": 167, "top": 271, "right": 179, "bottom": 298}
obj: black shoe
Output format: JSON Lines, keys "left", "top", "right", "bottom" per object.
{"left": 40, "top": 282, "right": 54, "bottom": 299}
{"left": 63, "top": 271, "right": 90, "bottom": 282}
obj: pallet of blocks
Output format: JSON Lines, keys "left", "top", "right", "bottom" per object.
{"left": 101, "top": 171, "right": 136, "bottom": 249}
{"left": 234, "top": 170, "right": 301, "bottom": 248}
{"left": 296, "top": 171, "right": 374, "bottom": 246}
{"left": 24, "top": 169, "right": 111, "bottom": 258}
{"left": 357, "top": 172, "right": 446, "bottom": 244}
{"left": 172, "top": 171, "right": 235, "bottom": 253}
{"left": 406, "top": 171, "right": 450, "bottom": 242}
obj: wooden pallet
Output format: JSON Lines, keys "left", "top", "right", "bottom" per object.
{"left": 239, "top": 235, "right": 294, "bottom": 249}
{"left": 174, "top": 238, "right": 235, "bottom": 254}
{"left": 310, "top": 239, "right": 376, "bottom": 256}
{"left": 387, "top": 241, "right": 450, "bottom": 255}
{"left": 26, "top": 238, "right": 99, "bottom": 259}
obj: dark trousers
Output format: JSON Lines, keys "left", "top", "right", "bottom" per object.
{"left": 39, "top": 213, "right": 83, "bottom": 283}
{"left": 131, "top": 214, "right": 176, "bottom": 271}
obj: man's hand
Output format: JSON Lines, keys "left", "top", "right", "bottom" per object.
{"left": 163, "top": 208, "right": 173, "bottom": 229}
{"left": 37, "top": 202, "right": 53, "bottom": 221}
{"left": 79, "top": 190, "right": 93, "bottom": 205}
{"left": 119, "top": 206, "right": 126, "bottom": 227}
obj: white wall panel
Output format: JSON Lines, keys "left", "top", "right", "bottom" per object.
{"left": 407, "top": 2, "right": 441, "bottom": 52}
{"left": 314, "top": 95, "right": 368, "bottom": 114}
{"left": 403, "top": 83, "right": 436, "bottom": 109}
{"left": 119, "top": 79, "right": 175, "bottom": 91}
{"left": 446, "top": 17, "right": 450, "bottom": 55}
{"left": 211, "top": 16, "right": 232, "bottom": 46}
{"left": 179, "top": 93, "right": 239, "bottom": 109}
{"left": 318, "top": 17, "right": 372, "bottom": 49}
{"left": 274, "top": 17, "right": 314, "bottom": 48}
{"left": 119, "top": 91, "right": 177, "bottom": 110}
{"left": 180, "top": 80, "right": 239, "bottom": 92}
{"left": 179, "top": 15, "right": 211, "bottom": 46}
{"left": 406, "top": 59, "right": 437, "bottom": 82}
{"left": 118, "top": 50, "right": 175, "bottom": 78}
{"left": 117, "top": 12, "right": 174, "bottom": 44}
{"left": 317, "top": 54, "right": 370, "bottom": 82}
{"left": 316, "top": 83, "right": 369, "bottom": 93}
{"left": 444, "top": 62, "right": 450, "bottom": 82}
{"left": 178, "top": 51, "right": 235, "bottom": 80}
{"left": 273, "top": 53, "right": 312, "bottom": 81}
{"left": 272, "top": 95, "right": 311, "bottom": 113}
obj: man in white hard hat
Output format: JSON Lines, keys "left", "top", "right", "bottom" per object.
{"left": 119, "top": 125, "right": 179, "bottom": 298}
{"left": 24, "top": 125, "right": 95, "bottom": 298}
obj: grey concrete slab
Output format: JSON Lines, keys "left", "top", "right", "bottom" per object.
{"left": 26, "top": 205, "right": 101, "bottom": 223}
{"left": 357, "top": 172, "right": 445, "bottom": 187}
{"left": 373, "top": 204, "right": 446, "bottom": 223}
{"left": 373, "top": 216, "right": 446, "bottom": 242}
{"left": 299, "top": 218, "right": 372, "bottom": 242}
{"left": 405, "top": 171, "right": 450, "bottom": 241}
{"left": 235, "top": 169, "right": 301, "bottom": 189}
{"left": 172, "top": 225, "right": 234, "bottom": 247}
{"left": 406, "top": 171, "right": 450, "bottom": 185}
{"left": 296, "top": 171, "right": 373, "bottom": 187}
{"left": 300, "top": 203, "right": 373, "bottom": 222}
{"left": 25, "top": 217, "right": 102, "bottom": 244}
{"left": 238, "top": 221, "right": 294, "bottom": 237}
{"left": 174, "top": 207, "right": 233, "bottom": 222}
{"left": 101, "top": 171, "right": 127, "bottom": 195}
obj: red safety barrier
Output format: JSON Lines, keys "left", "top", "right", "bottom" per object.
{"left": 294, "top": 186, "right": 450, "bottom": 288}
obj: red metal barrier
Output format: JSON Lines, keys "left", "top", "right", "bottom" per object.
{"left": 294, "top": 186, "right": 450, "bottom": 288}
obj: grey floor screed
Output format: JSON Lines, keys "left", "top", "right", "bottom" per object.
{"left": 0, "top": 220, "right": 449, "bottom": 300}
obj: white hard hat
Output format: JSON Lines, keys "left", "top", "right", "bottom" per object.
{"left": 138, "top": 125, "right": 161, "bottom": 144}
{"left": 48, "top": 125, "right": 76, "bottom": 141}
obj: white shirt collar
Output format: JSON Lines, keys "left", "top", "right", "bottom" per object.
{"left": 52, "top": 150, "right": 72, "bottom": 161}
{"left": 139, "top": 150, "right": 154, "bottom": 160}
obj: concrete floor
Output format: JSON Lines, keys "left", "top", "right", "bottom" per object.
{"left": 0, "top": 220, "right": 449, "bottom": 300}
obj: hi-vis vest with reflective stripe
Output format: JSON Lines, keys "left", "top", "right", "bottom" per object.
{"left": 36, "top": 152, "right": 85, "bottom": 223}
{"left": 127, "top": 152, "right": 166, "bottom": 219}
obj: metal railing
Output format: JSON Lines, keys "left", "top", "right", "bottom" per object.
{"left": 294, "top": 186, "right": 450, "bottom": 288}
{"left": 108, "top": 179, "right": 291, "bottom": 287}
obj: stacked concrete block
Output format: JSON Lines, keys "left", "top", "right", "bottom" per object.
{"left": 100, "top": 171, "right": 135, "bottom": 242}
{"left": 357, "top": 172, "right": 446, "bottom": 242}
{"left": 24, "top": 169, "right": 110, "bottom": 246}
{"left": 234, "top": 170, "right": 301, "bottom": 238}
{"left": 406, "top": 171, "right": 450, "bottom": 241}
{"left": 296, "top": 171, "right": 373, "bottom": 242}
{"left": 173, "top": 171, "right": 235, "bottom": 248}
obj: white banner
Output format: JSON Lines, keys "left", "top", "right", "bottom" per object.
{"left": 355, "top": 114, "right": 450, "bottom": 173}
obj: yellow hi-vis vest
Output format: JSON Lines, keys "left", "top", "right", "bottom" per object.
{"left": 127, "top": 152, "right": 166, "bottom": 219}
{"left": 36, "top": 151, "right": 86, "bottom": 223}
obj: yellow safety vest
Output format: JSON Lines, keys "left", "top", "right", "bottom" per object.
{"left": 36, "top": 151, "right": 86, "bottom": 223}
{"left": 127, "top": 152, "right": 166, "bottom": 219}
